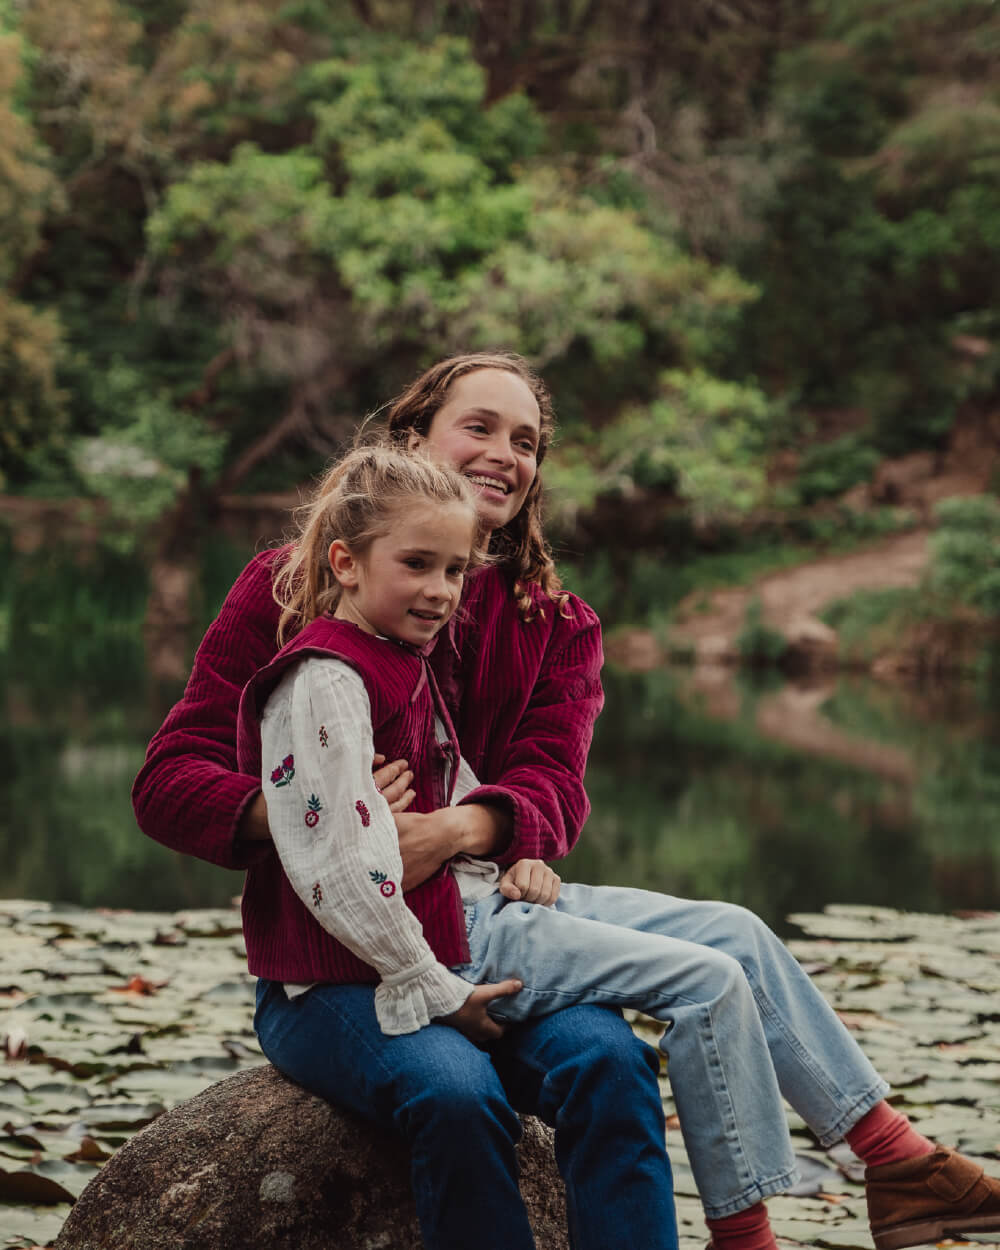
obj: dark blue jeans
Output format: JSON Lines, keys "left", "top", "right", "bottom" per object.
{"left": 255, "top": 980, "right": 678, "bottom": 1250}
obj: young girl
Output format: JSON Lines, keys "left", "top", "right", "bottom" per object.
{"left": 237, "top": 439, "right": 1000, "bottom": 1250}
{"left": 236, "top": 445, "right": 522, "bottom": 1036}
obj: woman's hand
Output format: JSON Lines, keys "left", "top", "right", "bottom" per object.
{"left": 372, "top": 755, "right": 414, "bottom": 813}
{"left": 395, "top": 803, "right": 510, "bottom": 890}
{"left": 499, "top": 860, "right": 561, "bottom": 906}
{"left": 442, "top": 979, "right": 523, "bottom": 1044}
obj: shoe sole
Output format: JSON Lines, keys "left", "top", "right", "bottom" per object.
{"left": 873, "top": 1213, "right": 1000, "bottom": 1250}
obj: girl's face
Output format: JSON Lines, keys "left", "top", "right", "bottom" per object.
{"left": 420, "top": 369, "right": 541, "bottom": 534}
{"left": 330, "top": 501, "right": 475, "bottom": 648}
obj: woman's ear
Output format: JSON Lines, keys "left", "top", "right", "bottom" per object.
{"left": 329, "top": 540, "right": 359, "bottom": 588}
{"left": 406, "top": 428, "right": 422, "bottom": 453}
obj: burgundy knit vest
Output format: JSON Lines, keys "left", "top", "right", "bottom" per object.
{"left": 236, "top": 618, "right": 469, "bottom": 983}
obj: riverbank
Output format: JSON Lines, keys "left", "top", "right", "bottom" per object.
{"left": 1, "top": 901, "right": 997, "bottom": 1248}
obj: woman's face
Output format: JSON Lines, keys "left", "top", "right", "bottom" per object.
{"left": 420, "top": 369, "right": 541, "bottom": 533}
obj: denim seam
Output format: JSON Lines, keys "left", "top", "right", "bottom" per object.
{"left": 687, "top": 1000, "right": 759, "bottom": 1211}
{"left": 744, "top": 967, "right": 889, "bottom": 1143}
{"left": 702, "top": 1166, "right": 801, "bottom": 1221}
{"left": 814, "top": 1080, "right": 891, "bottom": 1148}
{"left": 745, "top": 967, "right": 845, "bottom": 1105}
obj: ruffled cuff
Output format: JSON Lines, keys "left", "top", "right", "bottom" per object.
{"left": 374, "top": 952, "right": 473, "bottom": 1036}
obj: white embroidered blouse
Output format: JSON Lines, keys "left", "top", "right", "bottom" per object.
{"left": 260, "top": 655, "right": 500, "bottom": 1036}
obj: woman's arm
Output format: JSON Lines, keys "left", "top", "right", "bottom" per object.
{"left": 264, "top": 658, "right": 473, "bottom": 1036}
{"left": 132, "top": 547, "right": 415, "bottom": 870}
{"left": 456, "top": 593, "right": 604, "bottom": 866}
{"left": 131, "top": 551, "right": 284, "bottom": 870}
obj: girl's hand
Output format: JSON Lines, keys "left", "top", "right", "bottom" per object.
{"left": 373, "top": 754, "right": 415, "bottom": 813}
{"left": 499, "top": 859, "right": 561, "bottom": 905}
{"left": 442, "top": 980, "right": 523, "bottom": 1044}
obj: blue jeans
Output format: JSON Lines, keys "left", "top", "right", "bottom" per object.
{"left": 255, "top": 982, "right": 678, "bottom": 1250}
{"left": 456, "top": 886, "right": 889, "bottom": 1218}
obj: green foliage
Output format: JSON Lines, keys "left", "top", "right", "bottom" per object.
{"left": 71, "top": 362, "right": 226, "bottom": 535}
{"left": 928, "top": 496, "right": 1000, "bottom": 616}
{"left": 795, "top": 434, "right": 881, "bottom": 504}
{"left": 735, "top": 597, "right": 789, "bottom": 664}
{"left": 0, "top": 294, "right": 68, "bottom": 489}
{"left": 2, "top": 0, "right": 1000, "bottom": 613}
{"left": 546, "top": 369, "right": 773, "bottom": 524}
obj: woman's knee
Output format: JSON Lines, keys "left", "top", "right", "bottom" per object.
{"left": 396, "top": 1039, "right": 518, "bottom": 1138}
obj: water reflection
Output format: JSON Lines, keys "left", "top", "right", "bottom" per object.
{"left": 565, "top": 666, "right": 999, "bottom": 932}
{"left": 2, "top": 540, "right": 997, "bottom": 930}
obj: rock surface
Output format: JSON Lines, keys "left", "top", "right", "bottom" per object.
{"left": 53, "top": 1064, "right": 569, "bottom": 1249}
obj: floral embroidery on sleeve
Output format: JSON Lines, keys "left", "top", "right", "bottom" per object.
{"left": 355, "top": 800, "right": 371, "bottom": 827}
{"left": 270, "top": 754, "right": 295, "bottom": 786}
{"left": 369, "top": 869, "right": 396, "bottom": 897}
{"left": 311, "top": 882, "right": 323, "bottom": 907}
{"left": 318, "top": 725, "right": 329, "bottom": 748}
{"left": 304, "top": 794, "right": 323, "bottom": 827}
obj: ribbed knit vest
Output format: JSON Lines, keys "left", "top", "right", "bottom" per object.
{"left": 236, "top": 617, "right": 469, "bottom": 983}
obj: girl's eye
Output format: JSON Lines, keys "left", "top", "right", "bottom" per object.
{"left": 447, "top": 565, "right": 466, "bottom": 578}
{"left": 516, "top": 439, "right": 537, "bottom": 454}
{"left": 403, "top": 558, "right": 424, "bottom": 570}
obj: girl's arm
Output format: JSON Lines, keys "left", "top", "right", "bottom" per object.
{"left": 262, "top": 657, "right": 473, "bottom": 1036}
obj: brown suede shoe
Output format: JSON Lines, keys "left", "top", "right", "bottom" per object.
{"left": 866, "top": 1146, "right": 1000, "bottom": 1250}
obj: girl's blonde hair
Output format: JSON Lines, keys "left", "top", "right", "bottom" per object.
{"left": 274, "top": 443, "right": 482, "bottom": 644}
{"left": 384, "top": 352, "right": 567, "bottom": 620}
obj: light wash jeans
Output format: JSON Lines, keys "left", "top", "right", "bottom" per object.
{"left": 454, "top": 885, "right": 889, "bottom": 1219}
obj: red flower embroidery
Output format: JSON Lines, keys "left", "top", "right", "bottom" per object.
{"left": 312, "top": 882, "right": 323, "bottom": 907}
{"left": 270, "top": 755, "right": 295, "bottom": 787}
{"left": 369, "top": 869, "right": 396, "bottom": 897}
{"left": 318, "top": 725, "right": 329, "bottom": 748}
{"left": 304, "top": 794, "right": 323, "bottom": 827}
{"left": 355, "top": 800, "right": 371, "bottom": 827}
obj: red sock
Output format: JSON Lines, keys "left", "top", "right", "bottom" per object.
{"left": 705, "top": 1201, "right": 777, "bottom": 1250}
{"left": 844, "top": 1101, "right": 935, "bottom": 1169}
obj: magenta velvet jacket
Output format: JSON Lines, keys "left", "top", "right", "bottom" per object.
{"left": 237, "top": 617, "right": 469, "bottom": 981}
{"left": 132, "top": 553, "right": 605, "bottom": 937}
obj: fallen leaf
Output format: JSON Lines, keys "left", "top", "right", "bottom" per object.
{"left": 107, "top": 977, "right": 166, "bottom": 996}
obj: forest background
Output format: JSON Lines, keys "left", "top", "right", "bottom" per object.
{"left": 2, "top": 0, "right": 1000, "bottom": 671}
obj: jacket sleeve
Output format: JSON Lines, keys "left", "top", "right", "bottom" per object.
{"left": 264, "top": 659, "right": 472, "bottom": 1035}
{"left": 458, "top": 597, "right": 604, "bottom": 866}
{"left": 131, "top": 550, "right": 284, "bottom": 870}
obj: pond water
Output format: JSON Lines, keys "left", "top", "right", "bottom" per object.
{"left": 2, "top": 543, "right": 998, "bottom": 936}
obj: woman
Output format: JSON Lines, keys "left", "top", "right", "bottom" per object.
{"left": 133, "top": 352, "right": 680, "bottom": 1250}
{"left": 135, "top": 352, "right": 1000, "bottom": 1250}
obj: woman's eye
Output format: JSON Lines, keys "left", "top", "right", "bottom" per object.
{"left": 465, "top": 421, "right": 488, "bottom": 434}
{"left": 516, "top": 440, "right": 537, "bottom": 454}
{"left": 403, "top": 558, "right": 424, "bottom": 570}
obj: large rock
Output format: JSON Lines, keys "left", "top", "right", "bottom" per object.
{"left": 54, "top": 1064, "right": 569, "bottom": 1249}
